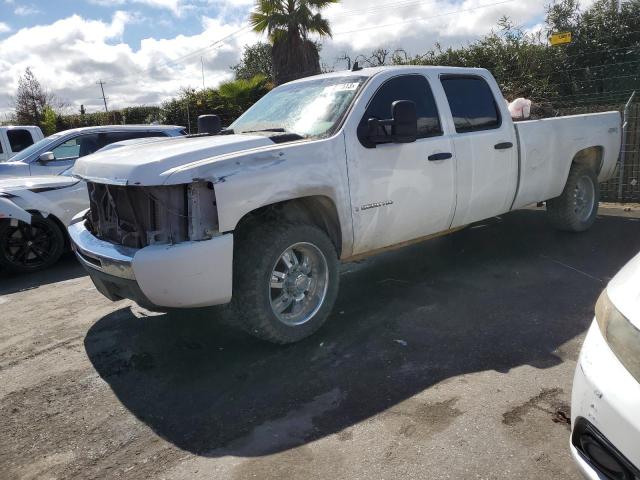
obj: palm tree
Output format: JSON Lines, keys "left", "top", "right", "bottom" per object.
{"left": 218, "top": 74, "right": 271, "bottom": 116}
{"left": 250, "top": 0, "right": 338, "bottom": 85}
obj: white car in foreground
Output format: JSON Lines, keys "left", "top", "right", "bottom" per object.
{"left": 571, "top": 252, "right": 640, "bottom": 479}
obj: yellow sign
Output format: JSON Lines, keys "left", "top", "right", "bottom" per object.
{"left": 549, "top": 32, "right": 572, "bottom": 46}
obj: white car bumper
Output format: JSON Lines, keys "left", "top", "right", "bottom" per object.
{"left": 571, "top": 321, "right": 640, "bottom": 479}
{"left": 68, "top": 215, "right": 234, "bottom": 309}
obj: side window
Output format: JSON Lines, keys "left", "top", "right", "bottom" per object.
{"left": 51, "top": 134, "right": 100, "bottom": 160}
{"left": 440, "top": 76, "right": 501, "bottom": 133}
{"left": 359, "top": 75, "right": 442, "bottom": 146}
{"left": 7, "top": 129, "right": 34, "bottom": 153}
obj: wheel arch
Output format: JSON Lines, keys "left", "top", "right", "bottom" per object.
{"left": 234, "top": 196, "right": 344, "bottom": 257}
{"left": 571, "top": 146, "right": 605, "bottom": 175}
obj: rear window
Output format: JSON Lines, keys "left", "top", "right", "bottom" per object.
{"left": 440, "top": 76, "right": 501, "bottom": 133}
{"left": 7, "top": 129, "right": 35, "bottom": 153}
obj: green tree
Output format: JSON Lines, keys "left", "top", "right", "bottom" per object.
{"left": 41, "top": 106, "right": 57, "bottom": 135}
{"left": 544, "top": 0, "right": 640, "bottom": 106}
{"left": 218, "top": 74, "right": 271, "bottom": 117}
{"left": 250, "top": 0, "right": 338, "bottom": 85}
{"left": 232, "top": 42, "right": 274, "bottom": 80}
{"left": 14, "top": 68, "right": 50, "bottom": 125}
{"left": 14, "top": 67, "right": 66, "bottom": 129}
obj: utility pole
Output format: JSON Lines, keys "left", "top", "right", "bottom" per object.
{"left": 97, "top": 80, "right": 109, "bottom": 113}
{"left": 201, "top": 57, "right": 205, "bottom": 89}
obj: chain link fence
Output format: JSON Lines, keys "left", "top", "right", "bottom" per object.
{"left": 539, "top": 94, "right": 639, "bottom": 203}
{"left": 611, "top": 99, "right": 640, "bottom": 202}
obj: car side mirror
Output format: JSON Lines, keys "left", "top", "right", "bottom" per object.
{"left": 38, "top": 151, "right": 55, "bottom": 164}
{"left": 365, "top": 100, "right": 418, "bottom": 147}
{"left": 390, "top": 100, "right": 418, "bottom": 143}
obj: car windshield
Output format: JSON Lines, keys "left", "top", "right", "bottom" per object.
{"left": 230, "top": 75, "right": 368, "bottom": 139}
{"left": 9, "top": 134, "right": 63, "bottom": 163}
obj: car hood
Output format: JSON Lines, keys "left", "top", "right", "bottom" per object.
{"left": 0, "top": 161, "right": 30, "bottom": 179}
{"left": 608, "top": 251, "right": 640, "bottom": 329}
{"left": 0, "top": 175, "right": 80, "bottom": 194}
{"left": 72, "top": 134, "right": 274, "bottom": 186}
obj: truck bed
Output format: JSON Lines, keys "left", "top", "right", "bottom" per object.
{"left": 511, "top": 111, "right": 621, "bottom": 210}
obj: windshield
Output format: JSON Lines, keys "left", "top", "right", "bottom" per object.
{"left": 230, "top": 76, "right": 368, "bottom": 139}
{"left": 8, "top": 134, "right": 63, "bottom": 163}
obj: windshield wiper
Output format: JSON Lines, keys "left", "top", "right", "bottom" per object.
{"left": 241, "top": 128, "right": 287, "bottom": 134}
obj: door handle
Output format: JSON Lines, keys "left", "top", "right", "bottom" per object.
{"left": 428, "top": 152, "right": 453, "bottom": 161}
{"left": 494, "top": 142, "right": 513, "bottom": 150}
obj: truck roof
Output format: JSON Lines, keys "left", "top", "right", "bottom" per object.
{"left": 287, "top": 65, "right": 490, "bottom": 85}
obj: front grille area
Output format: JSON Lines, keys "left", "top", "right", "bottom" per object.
{"left": 87, "top": 182, "right": 189, "bottom": 248}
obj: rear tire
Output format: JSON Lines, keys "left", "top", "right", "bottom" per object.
{"left": 232, "top": 220, "right": 340, "bottom": 344}
{"left": 546, "top": 164, "right": 599, "bottom": 232}
{"left": 0, "top": 216, "right": 65, "bottom": 273}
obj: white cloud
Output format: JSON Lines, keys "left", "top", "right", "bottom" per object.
{"left": 88, "top": 0, "right": 185, "bottom": 16}
{"left": 1, "top": 0, "right": 593, "bottom": 117}
{"left": 14, "top": 4, "right": 42, "bottom": 15}
{"left": 0, "top": 22, "right": 11, "bottom": 34}
{"left": 0, "top": 10, "right": 259, "bottom": 115}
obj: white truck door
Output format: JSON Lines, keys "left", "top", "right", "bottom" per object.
{"left": 345, "top": 73, "right": 457, "bottom": 255}
{"left": 438, "top": 75, "right": 518, "bottom": 228}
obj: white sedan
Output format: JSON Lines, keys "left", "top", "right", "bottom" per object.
{"left": 571, "top": 251, "right": 640, "bottom": 479}
{"left": 0, "top": 137, "right": 169, "bottom": 273}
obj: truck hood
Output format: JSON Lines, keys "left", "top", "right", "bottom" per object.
{"left": 0, "top": 161, "right": 30, "bottom": 179}
{"left": 72, "top": 134, "right": 274, "bottom": 186}
{"left": 0, "top": 175, "right": 79, "bottom": 194}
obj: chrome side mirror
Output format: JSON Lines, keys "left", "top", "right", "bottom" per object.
{"left": 38, "top": 151, "right": 55, "bottom": 164}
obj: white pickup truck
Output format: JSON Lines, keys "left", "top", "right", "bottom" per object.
{"left": 69, "top": 66, "right": 621, "bottom": 344}
{"left": 0, "top": 126, "right": 44, "bottom": 162}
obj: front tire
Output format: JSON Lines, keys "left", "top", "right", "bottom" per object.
{"left": 0, "top": 216, "right": 65, "bottom": 273}
{"left": 232, "top": 221, "right": 340, "bottom": 344}
{"left": 546, "top": 164, "right": 599, "bottom": 232}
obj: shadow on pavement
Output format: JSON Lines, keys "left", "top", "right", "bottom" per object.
{"left": 0, "top": 253, "right": 86, "bottom": 296}
{"left": 84, "top": 209, "right": 640, "bottom": 457}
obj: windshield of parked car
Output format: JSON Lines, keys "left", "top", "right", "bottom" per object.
{"left": 230, "top": 76, "right": 368, "bottom": 139}
{"left": 9, "top": 134, "right": 63, "bottom": 163}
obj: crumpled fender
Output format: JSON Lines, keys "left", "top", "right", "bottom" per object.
{"left": 0, "top": 196, "right": 32, "bottom": 223}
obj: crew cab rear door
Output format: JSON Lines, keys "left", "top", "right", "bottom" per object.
{"left": 345, "top": 73, "right": 457, "bottom": 255}
{"left": 439, "top": 74, "right": 518, "bottom": 227}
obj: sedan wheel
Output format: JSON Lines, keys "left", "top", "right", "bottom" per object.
{"left": 0, "top": 217, "right": 65, "bottom": 273}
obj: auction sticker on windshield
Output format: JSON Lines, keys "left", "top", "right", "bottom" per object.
{"left": 323, "top": 83, "right": 361, "bottom": 94}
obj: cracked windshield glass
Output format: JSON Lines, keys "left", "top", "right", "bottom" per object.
{"left": 230, "top": 76, "right": 367, "bottom": 139}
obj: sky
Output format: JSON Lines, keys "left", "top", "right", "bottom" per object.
{"left": 0, "top": 0, "right": 590, "bottom": 117}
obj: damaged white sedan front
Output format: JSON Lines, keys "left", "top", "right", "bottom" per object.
{"left": 0, "top": 176, "right": 87, "bottom": 272}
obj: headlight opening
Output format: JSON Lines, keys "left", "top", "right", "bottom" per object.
{"left": 595, "top": 289, "right": 640, "bottom": 383}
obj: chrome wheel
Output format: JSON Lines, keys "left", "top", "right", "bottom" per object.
{"left": 269, "top": 242, "right": 329, "bottom": 327}
{"left": 574, "top": 175, "right": 596, "bottom": 222}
